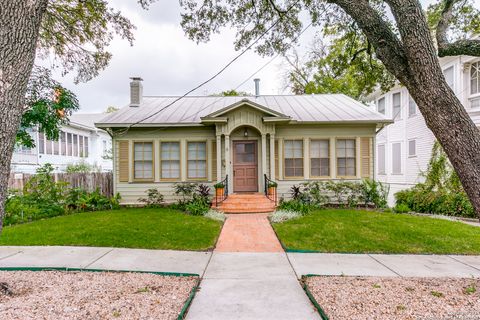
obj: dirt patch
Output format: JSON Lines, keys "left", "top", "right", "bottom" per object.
{"left": 305, "top": 276, "right": 480, "bottom": 319}
{"left": 0, "top": 271, "right": 197, "bottom": 320}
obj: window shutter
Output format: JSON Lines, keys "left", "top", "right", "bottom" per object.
{"left": 274, "top": 140, "right": 279, "bottom": 179}
{"left": 119, "top": 141, "right": 129, "bottom": 182}
{"left": 360, "top": 137, "right": 371, "bottom": 178}
{"left": 212, "top": 141, "right": 217, "bottom": 181}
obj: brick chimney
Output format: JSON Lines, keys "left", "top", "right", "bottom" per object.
{"left": 130, "top": 77, "right": 143, "bottom": 107}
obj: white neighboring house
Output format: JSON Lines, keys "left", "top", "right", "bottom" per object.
{"left": 11, "top": 113, "right": 113, "bottom": 174}
{"left": 370, "top": 55, "right": 480, "bottom": 205}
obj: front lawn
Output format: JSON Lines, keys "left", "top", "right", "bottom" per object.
{"left": 273, "top": 209, "right": 480, "bottom": 254}
{"left": 0, "top": 208, "right": 222, "bottom": 250}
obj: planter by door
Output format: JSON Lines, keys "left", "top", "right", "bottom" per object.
{"left": 233, "top": 141, "right": 258, "bottom": 192}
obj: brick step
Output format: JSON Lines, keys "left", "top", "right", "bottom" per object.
{"left": 220, "top": 207, "right": 275, "bottom": 214}
{"left": 211, "top": 193, "right": 277, "bottom": 213}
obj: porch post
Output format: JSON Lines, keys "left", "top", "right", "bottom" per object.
{"left": 216, "top": 134, "right": 222, "bottom": 182}
{"left": 225, "top": 134, "right": 231, "bottom": 191}
{"left": 269, "top": 133, "right": 275, "bottom": 179}
{"left": 261, "top": 133, "right": 267, "bottom": 184}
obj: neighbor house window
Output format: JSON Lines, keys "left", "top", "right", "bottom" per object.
{"left": 408, "top": 95, "right": 417, "bottom": 117}
{"left": 84, "top": 137, "right": 89, "bottom": 157}
{"left": 392, "top": 92, "right": 401, "bottom": 120}
{"left": 73, "top": 134, "right": 78, "bottom": 157}
{"left": 187, "top": 141, "right": 207, "bottom": 179}
{"left": 38, "top": 132, "right": 45, "bottom": 154}
{"left": 134, "top": 142, "right": 154, "bottom": 180}
{"left": 310, "top": 139, "right": 329, "bottom": 177}
{"left": 161, "top": 142, "right": 180, "bottom": 179}
{"left": 392, "top": 142, "right": 402, "bottom": 174}
{"left": 470, "top": 61, "right": 479, "bottom": 95}
{"left": 408, "top": 140, "right": 416, "bottom": 157}
{"left": 443, "top": 66, "right": 454, "bottom": 90}
{"left": 60, "top": 131, "right": 66, "bottom": 156}
{"left": 79, "top": 136, "right": 84, "bottom": 157}
{"left": 53, "top": 139, "right": 59, "bottom": 155}
{"left": 284, "top": 140, "right": 304, "bottom": 177}
{"left": 67, "top": 133, "right": 72, "bottom": 156}
{"left": 377, "top": 97, "right": 385, "bottom": 114}
{"left": 336, "top": 139, "right": 356, "bottom": 176}
{"left": 377, "top": 144, "right": 386, "bottom": 175}
{"left": 46, "top": 139, "right": 53, "bottom": 155}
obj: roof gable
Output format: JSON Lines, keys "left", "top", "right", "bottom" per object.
{"left": 202, "top": 99, "right": 290, "bottom": 119}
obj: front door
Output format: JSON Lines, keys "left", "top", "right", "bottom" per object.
{"left": 233, "top": 141, "right": 258, "bottom": 192}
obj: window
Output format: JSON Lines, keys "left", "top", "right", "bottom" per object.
{"left": 60, "top": 131, "right": 66, "bottom": 156}
{"left": 377, "top": 97, "right": 385, "bottom": 114}
{"left": 284, "top": 140, "right": 303, "bottom": 177}
{"left": 378, "top": 144, "right": 386, "bottom": 175}
{"left": 392, "top": 93, "right": 401, "bottom": 120}
{"left": 73, "top": 134, "right": 78, "bottom": 156}
{"left": 161, "top": 142, "right": 180, "bottom": 179}
{"left": 336, "top": 139, "right": 356, "bottom": 176}
{"left": 67, "top": 133, "right": 72, "bottom": 156}
{"left": 408, "top": 95, "right": 417, "bottom": 117}
{"left": 103, "top": 140, "right": 107, "bottom": 154}
{"left": 408, "top": 140, "right": 416, "bottom": 157}
{"left": 53, "top": 139, "right": 59, "bottom": 155}
{"left": 84, "top": 137, "right": 89, "bottom": 157}
{"left": 46, "top": 139, "right": 52, "bottom": 155}
{"left": 187, "top": 142, "right": 207, "bottom": 179}
{"left": 79, "top": 136, "right": 84, "bottom": 157}
{"left": 310, "top": 140, "right": 329, "bottom": 177}
{"left": 443, "top": 66, "right": 454, "bottom": 90}
{"left": 38, "top": 132, "right": 45, "bottom": 154}
{"left": 470, "top": 61, "right": 480, "bottom": 95}
{"left": 392, "top": 142, "right": 402, "bottom": 174}
{"left": 134, "top": 142, "right": 153, "bottom": 180}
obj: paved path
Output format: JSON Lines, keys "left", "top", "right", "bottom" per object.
{"left": 215, "top": 214, "right": 283, "bottom": 252}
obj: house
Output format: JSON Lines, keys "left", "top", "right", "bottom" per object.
{"left": 11, "top": 113, "right": 113, "bottom": 174}
{"left": 95, "top": 78, "right": 391, "bottom": 207}
{"left": 370, "top": 55, "right": 480, "bottom": 205}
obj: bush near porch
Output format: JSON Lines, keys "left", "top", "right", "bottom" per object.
{"left": 272, "top": 209, "right": 480, "bottom": 255}
{"left": 0, "top": 208, "right": 222, "bottom": 250}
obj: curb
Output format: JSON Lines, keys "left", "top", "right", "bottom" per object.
{"left": 301, "top": 275, "right": 329, "bottom": 320}
{"left": 0, "top": 267, "right": 199, "bottom": 320}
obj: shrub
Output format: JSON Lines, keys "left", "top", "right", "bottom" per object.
{"left": 172, "top": 182, "right": 211, "bottom": 215}
{"left": 278, "top": 198, "right": 313, "bottom": 215}
{"left": 204, "top": 209, "right": 226, "bottom": 222}
{"left": 138, "top": 188, "right": 164, "bottom": 208}
{"left": 270, "top": 210, "right": 303, "bottom": 223}
{"left": 65, "top": 161, "right": 96, "bottom": 173}
{"left": 394, "top": 203, "right": 410, "bottom": 213}
{"left": 185, "top": 197, "right": 210, "bottom": 216}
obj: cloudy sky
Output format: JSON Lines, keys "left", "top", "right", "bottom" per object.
{"left": 50, "top": 0, "right": 435, "bottom": 114}
{"left": 49, "top": 1, "right": 315, "bottom": 113}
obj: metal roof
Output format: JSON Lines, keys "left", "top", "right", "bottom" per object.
{"left": 95, "top": 94, "right": 392, "bottom": 127}
{"left": 69, "top": 113, "right": 107, "bottom": 130}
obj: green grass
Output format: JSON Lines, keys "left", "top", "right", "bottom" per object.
{"left": 0, "top": 208, "right": 222, "bottom": 250}
{"left": 272, "top": 209, "right": 480, "bottom": 254}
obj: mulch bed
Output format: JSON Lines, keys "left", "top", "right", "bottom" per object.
{"left": 0, "top": 271, "right": 197, "bottom": 320}
{"left": 304, "top": 276, "right": 480, "bottom": 319}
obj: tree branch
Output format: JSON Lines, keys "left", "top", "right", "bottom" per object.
{"left": 268, "top": 0, "right": 288, "bottom": 16}
{"left": 436, "top": 0, "right": 480, "bottom": 57}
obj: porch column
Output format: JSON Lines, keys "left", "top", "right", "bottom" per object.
{"left": 216, "top": 134, "right": 222, "bottom": 182}
{"left": 224, "top": 134, "right": 231, "bottom": 191}
{"left": 269, "top": 133, "right": 275, "bottom": 179}
{"left": 261, "top": 133, "right": 267, "bottom": 183}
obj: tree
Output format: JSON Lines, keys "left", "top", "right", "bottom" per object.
{"left": 0, "top": 0, "right": 137, "bottom": 233}
{"left": 105, "top": 106, "right": 120, "bottom": 113}
{"left": 178, "top": 0, "right": 480, "bottom": 219}
{"left": 211, "top": 90, "right": 250, "bottom": 96}
{"left": 284, "top": 1, "right": 480, "bottom": 100}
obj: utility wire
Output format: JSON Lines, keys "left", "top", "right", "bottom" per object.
{"left": 115, "top": 0, "right": 301, "bottom": 136}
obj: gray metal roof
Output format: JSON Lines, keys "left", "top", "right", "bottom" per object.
{"left": 95, "top": 94, "right": 392, "bottom": 127}
{"left": 70, "top": 113, "right": 107, "bottom": 130}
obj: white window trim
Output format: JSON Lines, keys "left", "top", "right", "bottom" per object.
{"left": 377, "top": 143, "right": 386, "bottom": 175}
{"left": 408, "top": 94, "right": 417, "bottom": 118}
{"left": 377, "top": 96, "right": 386, "bottom": 115}
{"left": 392, "top": 91, "right": 402, "bottom": 121}
{"left": 391, "top": 142, "right": 402, "bottom": 175}
{"left": 469, "top": 60, "right": 480, "bottom": 98}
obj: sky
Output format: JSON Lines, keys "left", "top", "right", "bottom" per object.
{"left": 48, "top": 0, "right": 436, "bottom": 114}
{"left": 48, "top": 0, "right": 315, "bottom": 113}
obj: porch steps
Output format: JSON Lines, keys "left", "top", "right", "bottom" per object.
{"left": 212, "top": 193, "right": 277, "bottom": 214}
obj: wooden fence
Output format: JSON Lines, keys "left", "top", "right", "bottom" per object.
{"left": 8, "top": 172, "right": 114, "bottom": 197}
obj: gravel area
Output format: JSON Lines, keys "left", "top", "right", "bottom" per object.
{"left": 0, "top": 271, "right": 198, "bottom": 320}
{"left": 305, "top": 276, "right": 480, "bottom": 320}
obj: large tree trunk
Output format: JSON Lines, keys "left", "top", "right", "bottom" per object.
{"left": 0, "top": 1, "right": 48, "bottom": 233}
{"left": 330, "top": 0, "right": 480, "bottom": 219}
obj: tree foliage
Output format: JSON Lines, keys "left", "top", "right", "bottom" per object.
{"left": 38, "top": 0, "right": 135, "bottom": 83}
{"left": 18, "top": 67, "right": 79, "bottom": 148}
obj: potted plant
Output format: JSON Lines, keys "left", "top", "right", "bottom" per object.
{"left": 214, "top": 182, "right": 225, "bottom": 198}
{"left": 267, "top": 181, "right": 278, "bottom": 196}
